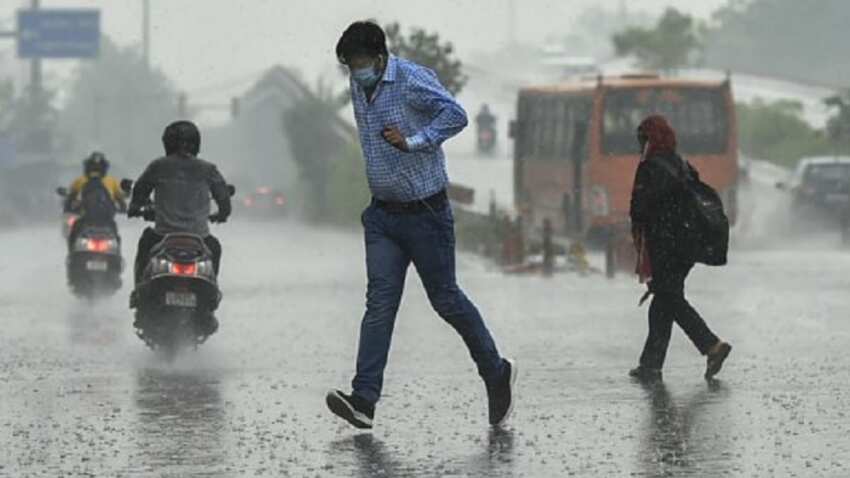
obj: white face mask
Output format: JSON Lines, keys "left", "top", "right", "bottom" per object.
{"left": 350, "top": 57, "right": 383, "bottom": 88}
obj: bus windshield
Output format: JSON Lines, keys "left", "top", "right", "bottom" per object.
{"left": 602, "top": 87, "right": 729, "bottom": 156}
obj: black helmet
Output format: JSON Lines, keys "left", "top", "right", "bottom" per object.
{"left": 83, "top": 151, "right": 109, "bottom": 176}
{"left": 162, "top": 120, "right": 201, "bottom": 156}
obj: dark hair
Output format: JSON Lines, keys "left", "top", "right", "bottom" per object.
{"left": 336, "top": 21, "right": 388, "bottom": 65}
{"left": 162, "top": 120, "right": 201, "bottom": 156}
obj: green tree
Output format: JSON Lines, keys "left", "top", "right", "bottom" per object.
{"left": 0, "top": 80, "right": 58, "bottom": 154}
{"left": 56, "top": 36, "right": 179, "bottom": 171}
{"left": 612, "top": 7, "right": 701, "bottom": 71}
{"left": 384, "top": 22, "right": 467, "bottom": 95}
{"left": 704, "top": 0, "right": 850, "bottom": 86}
{"left": 736, "top": 99, "right": 835, "bottom": 166}
{"left": 569, "top": 6, "right": 653, "bottom": 59}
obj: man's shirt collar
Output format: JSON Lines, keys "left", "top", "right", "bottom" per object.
{"left": 382, "top": 55, "right": 399, "bottom": 83}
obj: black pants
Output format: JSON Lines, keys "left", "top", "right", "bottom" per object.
{"left": 134, "top": 228, "right": 222, "bottom": 285}
{"left": 638, "top": 262, "right": 719, "bottom": 370}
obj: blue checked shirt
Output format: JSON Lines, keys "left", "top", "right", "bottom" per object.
{"left": 350, "top": 56, "right": 468, "bottom": 202}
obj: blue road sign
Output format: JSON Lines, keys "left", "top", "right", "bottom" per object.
{"left": 17, "top": 9, "right": 100, "bottom": 59}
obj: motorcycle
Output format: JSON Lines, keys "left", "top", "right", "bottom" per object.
{"left": 477, "top": 124, "right": 497, "bottom": 156}
{"left": 123, "top": 179, "right": 234, "bottom": 360}
{"left": 56, "top": 187, "right": 123, "bottom": 298}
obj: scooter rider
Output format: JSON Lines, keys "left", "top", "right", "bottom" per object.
{"left": 66, "top": 152, "right": 126, "bottom": 247}
{"left": 128, "top": 121, "right": 231, "bottom": 324}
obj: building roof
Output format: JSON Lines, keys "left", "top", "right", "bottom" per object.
{"left": 520, "top": 75, "right": 729, "bottom": 95}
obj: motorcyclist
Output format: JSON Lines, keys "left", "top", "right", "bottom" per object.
{"left": 475, "top": 104, "right": 497, "bottom": 153}
{"left": 128, "top": 121, "right": 231, "bottom": 324}
{"left": 476, "top": 104, "right": 496, "bottom": 130}
{"left": 66, "top": 152, "right": 126, "bottom": 247}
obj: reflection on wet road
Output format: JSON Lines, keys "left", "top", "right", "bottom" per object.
{"left": 131, "top": 369, "right": 227, "bottom": 476}
{"left": 638, "top": 380, "right": 732, "bottom": 476}
{"left": 1, "top": 220, "right": 849, "bottom": 476}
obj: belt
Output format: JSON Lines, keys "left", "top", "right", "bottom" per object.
{"left": 374, "top": 190, "right": 448, "bottom": 214}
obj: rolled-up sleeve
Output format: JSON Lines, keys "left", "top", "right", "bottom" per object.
{"left": 404, "top": 68, "right": 468, "bottom": 152}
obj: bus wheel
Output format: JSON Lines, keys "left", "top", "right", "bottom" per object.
{"left": 605, "top": 236, "right": 616, "bottom": 279}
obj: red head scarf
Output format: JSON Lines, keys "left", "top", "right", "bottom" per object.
{"left": 638, "top": 114, "right": 677, "bottom": 159}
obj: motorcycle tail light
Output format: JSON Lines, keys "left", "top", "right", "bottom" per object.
{"left": 170, "top": 262, "right": 197, "bottom": 276}
{"left": 87, "top": 238, "right": 114, "bottom": 253}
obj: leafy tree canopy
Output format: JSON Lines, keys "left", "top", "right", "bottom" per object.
{"left": 56, "top": 36, "right": 179, "bottom": 170}
{"left": 384, "top": 22, "right": 467, "bottom": 96}
{"left": 704, "top": 0, "right": 850, "bottom": 86}
{"left": 612, "top": 7, "right": 701, "bottom": 71}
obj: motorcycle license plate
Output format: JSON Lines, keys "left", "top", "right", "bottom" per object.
{"left": 85, "top": 260, "right": 108, "bottom": 271}
{"left": 165, "top": 291, "right": 197, "bottom": 308}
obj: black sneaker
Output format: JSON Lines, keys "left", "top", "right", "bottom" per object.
{"left": 326, "top": 390, "right": 374, "bottom": 429}
{"left": 629, "top": 366, "right": 663, "bottom": 382}
{"left": 486, "top": 358, "right": 518, "bottom": 427}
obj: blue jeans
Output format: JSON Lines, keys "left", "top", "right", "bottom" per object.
{"left": 352, "top": 200, "right": 505, "bottom": 404}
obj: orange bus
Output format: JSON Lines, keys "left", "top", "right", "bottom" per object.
{"left": 510, "top": 74, "right": 739, "bottom": 270}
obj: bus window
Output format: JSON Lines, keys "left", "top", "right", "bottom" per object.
{"left": 530, "top": 97, "right": 546, "bottom": 157}
{"left": 558, "top": 97, "right": 592, "bottom": 161}
{"left": 602, "top": 88, "right": 728, "bottom": 156}
{"left": 521, "top": 94, "right": 591, "bottom": 160}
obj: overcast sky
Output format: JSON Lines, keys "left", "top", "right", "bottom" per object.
{"left": 0, "top": 0, "right": 729, "bottom": 103}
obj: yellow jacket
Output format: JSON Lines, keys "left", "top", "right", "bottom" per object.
{"left": 69, "top": 174, "right": 125, "bottom": 204}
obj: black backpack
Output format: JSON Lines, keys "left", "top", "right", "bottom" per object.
{"left": 656, "top": 158, "right": 730, "bottom": 266}
{"left": 80, "top": 176, "right": 116, "bottom": 221}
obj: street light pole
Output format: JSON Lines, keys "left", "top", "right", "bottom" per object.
{"left": 142, "top": 0, "right": 150, "bottom": 67}
{"left": 30, "top": 0, "right": 41, "bottom": 105}
{"left": 507, "top": 0, "right": 516, "bottom": 46}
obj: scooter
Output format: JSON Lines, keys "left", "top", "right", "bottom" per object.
{"left": 123, "top": 179, "right": 233, "bottom": 360}
{"left": 477, "top": 124, "right": 497, "bottom": 156}
{"left": 56, "top": 187, "right": 123, "bottom": 298}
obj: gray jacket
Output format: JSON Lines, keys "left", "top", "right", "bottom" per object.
{"left": 131, "top": 154, "right": 231, "bottom": 236}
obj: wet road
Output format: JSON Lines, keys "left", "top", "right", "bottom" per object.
{"left": 2, "top": 196, "right": 850, "bottom": 476}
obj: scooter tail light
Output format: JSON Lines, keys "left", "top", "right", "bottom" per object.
{"left": 86, "top": 238, "right": 113, "bottom": 253}
{"left": 170, "top": 262, "right": 197, "bottom": 276}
